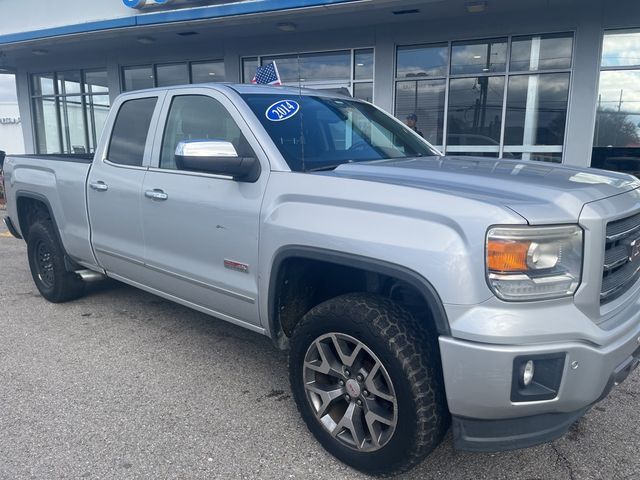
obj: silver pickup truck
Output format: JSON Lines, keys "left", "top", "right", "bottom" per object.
{"left": 3, "top": 84, "right": 640, "bottom": 475}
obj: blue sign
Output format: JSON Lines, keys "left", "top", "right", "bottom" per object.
{"left": 266, "top": 100, "right": 300, "bottom": 122}
{"left": 123, "top": 0, "right": 183, "bottom": 9}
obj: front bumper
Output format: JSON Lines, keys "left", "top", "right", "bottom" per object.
{"left": 439, "top": 298, "right": 640, "bottom": 451}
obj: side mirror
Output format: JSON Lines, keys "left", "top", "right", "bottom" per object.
{"left": 174, "top": 140, "right": 260, "bottom": 182}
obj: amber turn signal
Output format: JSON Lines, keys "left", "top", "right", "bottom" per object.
{"left": 487, "top": 239, "right": 531, "bottom": 272}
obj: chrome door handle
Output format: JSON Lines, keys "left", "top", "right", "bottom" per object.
{"left": 145, "top": 189, "right": 168, "bottom": 201}
{"left": 89, "top": 181, "right": 108, "bottom": 192}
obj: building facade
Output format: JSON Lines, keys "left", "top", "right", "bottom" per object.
{"left": 0, "top": 0, "right": 639, "bottom": 175}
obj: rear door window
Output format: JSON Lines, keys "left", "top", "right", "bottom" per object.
{"left": 107, "top": 97, "right": 157, "bottom": 166}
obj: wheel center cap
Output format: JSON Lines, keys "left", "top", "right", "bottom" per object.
{"left": 345, "top": 379, "right": 361, "bottom": 398}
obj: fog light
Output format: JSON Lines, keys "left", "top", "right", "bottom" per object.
{"left": 511, "top": 354, "right": 565, "bottom": 402}
{"left": 522, "top": 360, "right": 535, "bottom": 387}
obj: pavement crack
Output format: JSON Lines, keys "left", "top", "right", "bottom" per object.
{"left": 551, "top": 443, "right": 577, "bottom": 480}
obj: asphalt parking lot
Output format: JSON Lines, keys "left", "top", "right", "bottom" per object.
{"left": 0, "top": 218, "right": 639, "bottom": 480}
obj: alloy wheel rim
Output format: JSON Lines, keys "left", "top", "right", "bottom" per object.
{"left": 302, "top": 332, "right": 398, "bottom": 452}
{"left": 35, "top": 240, "right": 55, "bottom": 288}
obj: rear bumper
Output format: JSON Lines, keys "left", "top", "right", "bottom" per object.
{"left": 3, "top": 215, "right": 22, "bottom": 239}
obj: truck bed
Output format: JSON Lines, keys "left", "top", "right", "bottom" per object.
{"left": 3, "top": 153, "right": 97, "bottom": 269}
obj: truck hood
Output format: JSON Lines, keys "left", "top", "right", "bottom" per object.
{"left": 328, "top": 156, "right": 640, "bottom": 223}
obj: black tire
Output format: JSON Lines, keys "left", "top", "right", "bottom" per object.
{"left": 27, "top": 220, "right": 85, "bottom": 303}
{"left": 289, "top": 293, "right": 449, "bottom": 476}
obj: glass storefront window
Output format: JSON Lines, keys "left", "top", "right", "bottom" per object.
{"left": 262, "top": 51, "right": 351, "bottom": 84}
{"left": 242, "top": 57, "right": 259, "bottom": 83}
{"left": 354, "top": 49, "right": 374, "bottom": 80}
{"left": 451, "top": 38, "right": 507, "bottom": 75}
{"left": 242, "top": 50, "right": 374, "bottom": 101}
{"left": 353, "top": 82, "right": 373, "bottom": 103}
{"left": 32, "top": 97, "right": 61, "bottom": 154}
{"left": 395, "top": 79, "right": 445, "bottom": 146}
{"left": 86, "top": 94, "right": 110, "bottom": 151}
{"left": 122, "top": 60, "right": 226, "bottom": 91}
{"left": 59, "top": 96, "right": 87, "bottom": 154}
{"left": 396, "top": 44, "right": 448, "bottom": 78}
{"left": 504, "top": 73, "right": 570, "bottom": 146}
{"left": 85, "top": 70, "right": 109, "bottom": 95}
{"left": 31, "top": 74, "right": 55, "bottom": 96}
{"left": 510, "top": 34, "right": 573, "bottom": 72}
{"left": 31, "top": 69, "right": 110, "bottom": 154}
{"left": 156, "top": 63, "right": 189, "bottom": 87}
{"left": 123, "top": 65, "right": 154, "bottom": 91}
{"left": 601, "top": 30, "right": 640, "bottom": 68}
{"left": 594, "top": 70, "right": 640, "bottom": 147}
{"left": 395, "top": 33, "right": 573, "bottom": 161}
{"left": 447, "top": 76, "right": 504, "bottom": 147}
{"left": 191, "top": 60, "right": 225, "bottom": 83}
{"left": 592, "top": 30, "right": 640, "bottom": 176}
{"left": 58, "top": 71, "right": 82, "bottom": 95}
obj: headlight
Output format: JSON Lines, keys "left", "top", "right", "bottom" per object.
{"left": 486, "top": 225, "right": 583, "bottom": 301}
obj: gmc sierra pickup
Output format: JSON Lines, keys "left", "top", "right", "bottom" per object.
{"left": 2, "top": 84, "right": 640, "bottom": 475}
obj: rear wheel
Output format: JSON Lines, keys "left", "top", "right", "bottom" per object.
{"left": 289, "top": 293, "right": 449, "bottom": 476}
{"left": 27, "top": 220, "right": 85, "bottom": 303}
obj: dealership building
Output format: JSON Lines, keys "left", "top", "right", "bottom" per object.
{"left": 0, "top": 0, "right": 639, "bottom": 174}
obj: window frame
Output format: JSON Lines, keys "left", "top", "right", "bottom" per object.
{"left": 147, "top": 87, "right": 268, "bottom": 179}
{"left": 591, "top": 28, "right": 640, "bottom": 173}
{"left": 30, "top": 69, "right": 111, "bottom": 155}
{"left": 104, "top": 95, "right": 161, "bottom": 169}
{"left": 240, "top": 47, "right": 375, "bottom": 102}
{"left": 393, "top": 31, "right": 575, "bottom": 161}
{"left": 120, "top": 59, "right": 226, "bottom": 92}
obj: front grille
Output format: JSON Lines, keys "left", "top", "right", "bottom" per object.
{"left": 602, "top": 211, "right": 640, "bottom": 304}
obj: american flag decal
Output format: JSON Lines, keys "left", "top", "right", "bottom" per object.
{"left": 252, "top": 62, "right": 282, "bottom": 86}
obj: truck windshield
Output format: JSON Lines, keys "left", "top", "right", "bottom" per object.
{"left": 241, "top": 94, "right": 440, "bottom": 172}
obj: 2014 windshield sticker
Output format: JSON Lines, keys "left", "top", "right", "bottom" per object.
{"left": 266, "top": 100, "right": 300, "bottom": 122}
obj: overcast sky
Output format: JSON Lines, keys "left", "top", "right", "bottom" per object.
{"left": 0, "top": 74, "right": 18, "bottom": 103}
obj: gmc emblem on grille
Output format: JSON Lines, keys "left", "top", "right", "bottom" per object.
{"left": 630, "top": 238, "right": 640, "bottom": 263}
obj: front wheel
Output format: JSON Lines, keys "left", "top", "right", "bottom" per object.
{"left": 289, "top": 293, "right": 449, "bottom": 476}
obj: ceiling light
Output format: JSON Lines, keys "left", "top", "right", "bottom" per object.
{"left": 277, "top": 22, "right": 296, "bottom": 32}
{"left": 32, "top": 49, "right": 49, "bottom": 56}
{"left": 473, "top": 55, "right": 482, "bottom": 59}
{"left": 136, "top": 36, "right": 156, "bottom": 44}
{"left": 356, "top": 63, "right": 365, "bottom": 67}
{"left": 208, "top": 72, "right": 216, "bottom": 76}
{"left": 465, "top": 1, "right": 487, "bottom": 13}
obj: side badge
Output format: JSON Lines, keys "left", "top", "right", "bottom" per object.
{"left": 266, "top": 100, "right": 300, "bottom": 122}
{"left": 224, "top": 259, "right": 250, "bottom": 274}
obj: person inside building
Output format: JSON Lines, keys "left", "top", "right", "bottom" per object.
{"left": 405, "top": 113, "right": 424, "bottom": 138}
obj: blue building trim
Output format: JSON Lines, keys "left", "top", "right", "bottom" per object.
{"left": 0, "top": 0, "right": 361, "bottom": 45}
{"left": 0, "top": 17, "right": 137, "bottom": 45}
